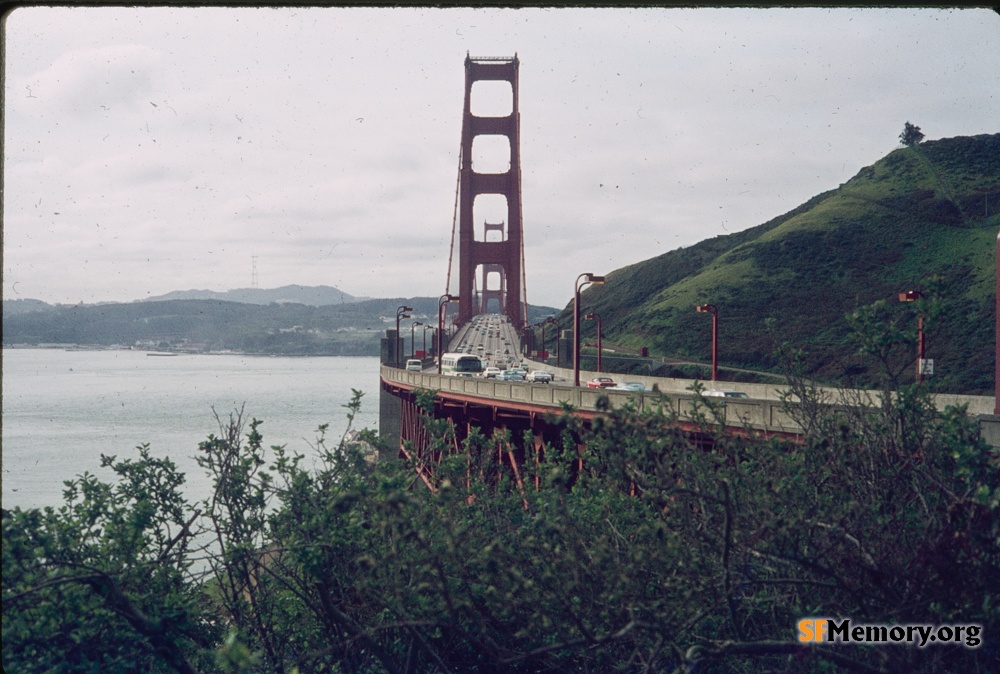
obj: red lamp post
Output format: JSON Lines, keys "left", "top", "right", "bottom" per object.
{"left": 437, "top": 294, "right": 459, "bottom": 374}
{"left": 695, "top": 304, "right": 719, "bottom": 382}
{"left": 395, "top": 305, "right": 412, "bottom": 368}
{"left": 584, "top": 312, "right": 603, "bottom": 372}
{"left": 421, "top": 324, "right": 433, "bottom": 359}
{"left": 551, "top": 318, "right": 560, "bottom": 367}
{"left": 410, "top": 321, "right": 422, "bottom": 359}
{"left": 898, "top": 290, "right": 926, "bottom": 383}
{"left": 574, "top": 273, "right": 605, "bottom": 387}
{"left": 543, "top": 317, "right": 557, "bottom": 364}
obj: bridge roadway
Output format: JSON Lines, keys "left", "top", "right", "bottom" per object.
{"left": 380, "top": 314, "right": 999, "bottom": 453}
{"left": 382, "top": 363, "right": 996, "bottom": 438}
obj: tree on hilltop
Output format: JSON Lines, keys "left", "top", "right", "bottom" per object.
{"left": 900, "top": 121, "right": 925, "bottom": 146}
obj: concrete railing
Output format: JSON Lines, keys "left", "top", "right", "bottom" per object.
{"left": 518, "top": 358, "right": 996, "bottom": 416}
{"left": 381, "top": 365, "right": 805, "bottom": 435}
{"left": 382, "top": 363, "right": 1000, "bottom": 446}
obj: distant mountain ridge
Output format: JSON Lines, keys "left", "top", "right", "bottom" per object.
{"left": 142, "top": 284, "right": 364, "bottom": 306}
{"left": 3, "top": 291, "right": 560, "bottom": 357}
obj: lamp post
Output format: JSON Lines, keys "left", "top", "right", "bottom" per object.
{"left": 537, "top": 318, "right": 557, "bottom": 364}
{"left": 437, "top": 294, "right": 459, "bottom": 374}
{"left": 549, "top": 317, "right": 559, "bottom": 367}
{"left": 695, "top": 304, "right": 719, "bottom": 382}
{"left": 395, "top": 305, "right": 412, "bottom": 368}
{"left": 584, "top": 312, "right": 603, "bottom": 372}
{"left": 574, "top": 273, "right": 605, "bottom": 386}
{"left": 898, "top": 290, "right": 926, "bottom": 383}
{"left": 410, "top": 321, "right": 423, "bottom": 359}
{"left": 421, "top": 324, "right": 433, "bottom": 358}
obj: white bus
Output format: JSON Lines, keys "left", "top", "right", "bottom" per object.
{"left": 440, "top": 352, "right": 484, "bottom": 377}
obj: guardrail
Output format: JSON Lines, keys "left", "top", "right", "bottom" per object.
{"left": 380, "top": 365, "right": 805, "bottom": 435}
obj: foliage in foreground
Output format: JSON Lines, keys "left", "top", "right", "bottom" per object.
{"left": 4, "top": 378, "right": 999, "bottom": 673}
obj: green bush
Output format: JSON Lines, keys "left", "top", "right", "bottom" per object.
{"left": 5, "top": 382, "right": 998, "bottom": 673}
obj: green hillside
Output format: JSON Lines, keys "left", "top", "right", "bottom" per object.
{"left": 561, "top": 133, "right": 999, "bottom": 395}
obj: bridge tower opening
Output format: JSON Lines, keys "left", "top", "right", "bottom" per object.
{"left": 452, "top": 53, "right": 527, "bottom": 329}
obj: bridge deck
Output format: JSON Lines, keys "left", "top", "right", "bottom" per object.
{"left": 382, "top": 364, "right": 804, "bottom": 436}
{"left": 381, "top": 361, "right": 999, "bottom": 449}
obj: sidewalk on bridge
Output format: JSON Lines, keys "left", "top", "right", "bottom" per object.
{"left": 520, "top": 357, "right": 996, "bottom": 417}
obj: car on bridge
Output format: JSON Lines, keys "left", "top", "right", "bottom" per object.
{"left": 497, "top": 369, "right": 526, "bottom": 382}
{"left": 608, "top": 381, "right": 648, "bottom": 392}
{"left": 703, "top": 389, "right": 749, "bottom": 399}
{"left": 526, "top": 370, "right": 554, "bottom": 383}
{"left": 586, "top": 376, "right": 616, "bottom": 389}
{"left": 483, "top": 366, "right": 502, "bottom": 378}
{"left": 405, "top": 359, "right": 423, "bottom": 372}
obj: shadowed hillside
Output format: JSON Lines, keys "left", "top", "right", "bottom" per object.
{"left": 557, "top": 133, "right": 999, "bottom": 395}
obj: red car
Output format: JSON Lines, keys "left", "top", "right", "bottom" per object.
{"left": 586, "top": 377, "right": 616, "bottom": 389}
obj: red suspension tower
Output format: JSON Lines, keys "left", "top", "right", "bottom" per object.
{"left": 455, "top": 53, "right": 526, "bottom": 329}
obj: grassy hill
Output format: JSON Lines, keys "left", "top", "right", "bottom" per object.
{"left": 557, "top": 133, "right": 999, "bottom": 395}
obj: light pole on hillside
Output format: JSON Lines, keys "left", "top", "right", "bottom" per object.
{"left": 549, "top": 317, "right": 560, "bottom": 368}
{"left": 695, "top": 304, "right": 719, "bottom": 382}
{"left": 574, "top": 273, "right": 605, "bottom": 387}
{"left": 898, "top": 290, "right": 927, "bottom": 383}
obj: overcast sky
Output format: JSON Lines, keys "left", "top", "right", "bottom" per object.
{"left": 3, "top": 6, "right": 998, "bottom": 310}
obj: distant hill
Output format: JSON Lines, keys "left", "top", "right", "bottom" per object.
{"left": 142, "top": 284, "right": 363, "bottom": 306}
{"left": 2, "top": 292, "right": 560, "bottom": 357}
{"left": 2, "top": 298, "right": 57, "bottom": 316}
{"left": 555, "top": 133, "right": 999, "bottom": 395}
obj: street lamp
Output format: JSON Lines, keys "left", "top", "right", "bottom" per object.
{"left": 574, "top": 273, "right": 605, "bottom": 386}
{"left": 539, "top": 316, "right": 559, "bottom": 367}
{"left": 410, "top": 321, "right": 423, "bottom": 359}
{"left": 547, "top": 317, "right": 559, "bottom": 366}
{"left": 395, "top": 305, "right": 412, "bottom": 368}
{"left": 695, "top": 304, "right": 719, "bottom": 382}
{"left": 438, "top": 294, "right": 459, "bottom": 374}
{"left": 584, "top": 312, "right": 603, "bottom": 372}
{"left": 421, "top": 324, "right": 433, "bottom": 359}
{"left": 898, "top": 290, "right": 926, "bottom": 383}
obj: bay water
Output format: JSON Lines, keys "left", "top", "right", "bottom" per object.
{"left": 2, "top": 349, "right": 382, "bottom": 511}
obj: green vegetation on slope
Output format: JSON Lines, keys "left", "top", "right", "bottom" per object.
{"left": 560, "top": 133, "right": 999, "bottom": 394}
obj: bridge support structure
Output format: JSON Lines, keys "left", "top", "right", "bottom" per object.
{"left": 379, "top": 365, "right": 807, "bottom": 490}
{"left": 456, "top": 54, "right": 525, "bottom": 329}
